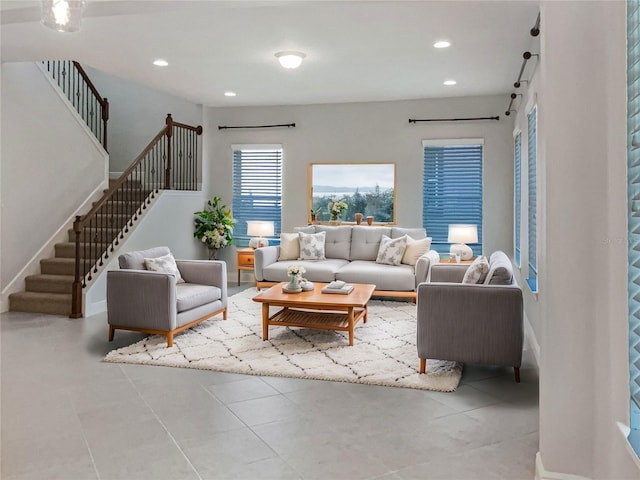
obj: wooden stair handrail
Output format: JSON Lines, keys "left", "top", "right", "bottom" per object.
{"left": 70, "top": 114, "right": 202, "bottom": 318}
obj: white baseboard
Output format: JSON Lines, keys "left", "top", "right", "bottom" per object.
{"left": 1, "top": 180, "right": 108, "bottom": 312}
{"left": 535, "top": 453, "right": 591, "bottom": 480}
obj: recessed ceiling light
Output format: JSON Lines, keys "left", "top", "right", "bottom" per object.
{"left": 433, "top": 41, "right": 451, "bottom": 49}
{"left": 443, "top": 80, "right": 457, "bottom": 86}
{"left": 224, "top": 91, "right": 237, "bottom": 97}
{"left": 275, "top": 51, "right": 306, "bottom": 69}
{"left": 153, "top": 59, "right": 168, "bottom": 67}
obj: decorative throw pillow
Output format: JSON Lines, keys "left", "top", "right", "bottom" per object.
{"left": 376, "top": 235, "right": 408, "bottom": 266}
{"left": 144, "top": 253, "right": 185, "bottom": 283}
{"left": 278, "top": 233, "right": 300, "bottom": 261}
{"left": 298, "top": 231, "right": 326, "bottom": 260}
{"left": 401, "top": 236, "right": 432, "bottom": 266}
{"left": 462, "top": 255, "right": 490, "bottom": 284}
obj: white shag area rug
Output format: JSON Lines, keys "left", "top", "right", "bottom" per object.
{"left": 104, "top": 288, "right": 463, "bottom": 392}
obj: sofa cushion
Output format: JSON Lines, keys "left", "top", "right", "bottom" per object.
{"left": 315, "top": 226, "right": 352, "bottom": 260}
{"left": 350, "top": 226, "right": 392, "bottom": 261}
{"left": 144, "top": 252, "right": 185, "bottom": 283}
{"left": 298, "top": 231, "right": 326, "bottom": 260}
{"left": 263, "top": 259, "right": 349, "bottom": 283}
{"left": 336, "top": 261, "right": 415, "bottom": 291}
{"left": 484, "top": 251, "right": 514, "bottom": 285}
{"left": 462, "top": 255, "right": 490, "bottom": 284}
{"left": 402, "top": 236, "right": 432, "bottom": 266}
{"left": 119, "top": 246, "right": 170, "bottom": 270}
{"left": 391, "top": 227, "right": 426, "bottom": 239}
{"left": 376, "top": 235, "right": 408, "bottom": 266}
{"left": 176, "top": 284, "right": 221, "bottom": 312}
{"left": 278, "top": 233, "right": 300, "bottom": 260}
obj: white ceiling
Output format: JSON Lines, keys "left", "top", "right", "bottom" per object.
{"left": 1, "top": 0, "right": 540, "bottom": 107}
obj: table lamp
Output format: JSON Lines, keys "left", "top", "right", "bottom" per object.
{"left": 448, "top": 224, "right": 478, "bottom": 260}
{"left": 247, "top": 221, "right": 274, "bottom": 248}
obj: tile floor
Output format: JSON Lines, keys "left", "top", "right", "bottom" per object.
{"left": 1, "top": 284, "right": 539, "bottom": 480}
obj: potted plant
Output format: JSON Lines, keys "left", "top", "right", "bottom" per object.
{"left": 194, "top": 196, "right": 235, "bottom": 259}
{"left": 328, "top": 198, "right": 348, "bottom": 223}
{"left": 310, "top": 207, "right": 322, "bottom": 224}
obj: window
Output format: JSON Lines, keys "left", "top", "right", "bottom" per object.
{"left": 627, "top": 0, "right": 640, "bottom": 456}
{"left": 422, "top": 139, "right": 483, "bottom": 255}
{"left": 232, "top": 146, "right": 282, "bottom": 247}
{"left": 527, "top": 106, "right": 538, "bottom": 292}
{"left": 514, "top": 132, "right": 522, "bottom": 267}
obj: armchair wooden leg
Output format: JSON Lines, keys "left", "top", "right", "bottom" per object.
{"left": 223, "top": 308, "right": 227, "bottom": 320}
{"left": 167, "top": 332, "right": 173, "bottom": 348}
{"left": 108, "top": 325, "right": 115, "bottom": 342}
{"left": 514, "top": 367, "right": 520, "bottom": 383}
{"left": 419, "top": 358, "right": 426, "bottom": 374}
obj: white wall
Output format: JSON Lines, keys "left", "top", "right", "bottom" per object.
{"left": 527, "top": 2, "right": 640, "bottom": 479}
{"left": 203, "top": 95, "right": 514, "bottom": 268}
{"left": 84, "top": 66, "right": 203, "bottom": 174}
{"left": 83, "top": 190, "right": 207, "bottom": 316}
{"left": 0, "top": 62, "right": 108, "bottom": 299}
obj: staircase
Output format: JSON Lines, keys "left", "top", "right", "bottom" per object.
{"left": 8, "top": 61, "right": 203, "bottom": 318}
{"left": 9, "top": 182, "right": 146, "bottom": 315}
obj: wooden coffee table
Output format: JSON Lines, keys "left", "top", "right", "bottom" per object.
{"left": 252, "top": 282, "right": 376, "bottom": 346}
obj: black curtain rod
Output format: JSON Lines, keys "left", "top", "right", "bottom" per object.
{"left": 409, "top": 116, "right": 499, "bottom": 123}
{"left": 218, "top": 123, "right": 295, "bottom": 130}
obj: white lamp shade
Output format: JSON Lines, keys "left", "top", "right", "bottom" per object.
{"left": 448, "top": 224, "right": 478, "bottom": 244}
{"left": 247, "top": 221, "right": 274, "bottom": 237}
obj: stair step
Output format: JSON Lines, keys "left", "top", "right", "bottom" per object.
{"left": 9, "top": 291, "right": 71, "bottom": 316}
{"left": 25, "top": 274, "right": 74, "bottom": 294}
{"left": 105, "top": 189, "right": 153, "bottom": 201}
{"left": 68, "top": 227, "right": 121, "bottom": 242}
{"left": 94, "top": 201, "right": 141, "bottom": 216}
{"left": 55, "top": 242, "right": 91, "bottom": 258}
{"left": 40, "top": 258, "right": 75, "bottom": 275}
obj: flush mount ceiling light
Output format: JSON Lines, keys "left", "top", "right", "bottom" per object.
{"left": 153, "top": 59, "right": 169, "bottom": 67}
{"left": 443, "top": 80, "right": 457, "bottom": 86}
{"left": 224, "top": 92, "right": 237, "bottom": 97}
{"left": 275, "top": 51, "right": 306, "bottom": 69}
{"left": 41, "top": 0, "right": 86, "bottom": 32}
{"left": 433, "top": 40, "right": 451, "bottom": 49}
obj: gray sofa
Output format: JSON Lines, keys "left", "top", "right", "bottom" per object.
{"left": 107, "top": 246, "right": 227, "bottom": 347}
{"left": 416, "top": 251, "right": 524, "bottom": 381}
{"left": 254, "top": 225, "right": 440, "bottom": 299}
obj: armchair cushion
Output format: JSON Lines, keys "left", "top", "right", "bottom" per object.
{"left": 144, "top": 252, "right": 185, "bottom": 283}
{"left": 118, "top": 246, "right": 170, "bottom": 270}
{"left": 176, "top": 284, "right": 222, "bottom": 312}
{"left": 484, "top": 251, "right": 514, "bottom": 285}
{"left": 462, "top": 255, "right": 489, "bottom": 284}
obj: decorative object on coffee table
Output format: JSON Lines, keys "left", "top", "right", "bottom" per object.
{"left": 284, "top": 264, "right": 305, "bottom": 293}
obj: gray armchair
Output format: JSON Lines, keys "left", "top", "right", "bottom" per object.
{"left": 416, "top": 251, "right": 523, "bottom": 382}
{"left": 107, "top": 246, "right": 227, "bottom": 347}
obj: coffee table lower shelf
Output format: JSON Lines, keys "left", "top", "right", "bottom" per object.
{"left": 264, "top": 307, "right": 367, "bottom": 346}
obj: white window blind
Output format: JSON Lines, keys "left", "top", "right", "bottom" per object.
{"left": 232, "top": 147, "right": 282, "bottom": 246}
{"left": 527, "top": 107, "right": 538, "bottom": 292}
{"left": 422, "top": 142, "right": 483, "bottom": 255}
{"left": 515, "top": 131, "right": 522, "bottom": 267}
{"left": 627, "top": 0, "right": 640, "bottom": 455}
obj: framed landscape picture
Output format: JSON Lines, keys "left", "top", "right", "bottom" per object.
{"left": 308, "top": 163, "right": 396, "bottom": 224}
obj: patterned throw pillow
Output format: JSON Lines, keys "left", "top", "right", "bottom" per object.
{"left": 144, "top": 253, "right": 185, "bottom": 283}
{"left": 278, "top": 233, "right": 300, "bottom": 261}
{"left": 298, "top": 231, "right": 326, "bottom": 260}
{"left": 376, "top": 235, "right": 408, "bottom": 266}
{"left": 401, "top": 236, "right": 432, "bottom": 266}
{"left": 462, "top": 255, "right": 490, "bottom": 284}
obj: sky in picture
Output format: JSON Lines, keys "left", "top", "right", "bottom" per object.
{"left": 312, "top": 164, "right": 394, "bottom": 195}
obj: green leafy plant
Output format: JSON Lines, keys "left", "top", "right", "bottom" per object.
{"left": 194, "top": 197, "right": 235, "bottom": 256}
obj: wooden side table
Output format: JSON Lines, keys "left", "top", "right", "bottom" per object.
{"left": 236, "top": 247, "right": 255, "bottom": 285}
{"left": 439, "top": 258, "right": 475, "bottom": 265}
